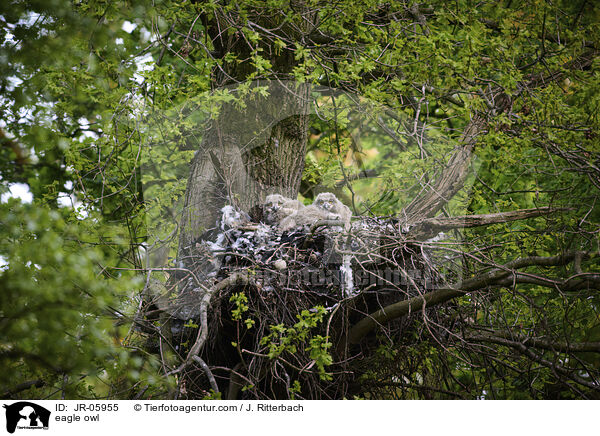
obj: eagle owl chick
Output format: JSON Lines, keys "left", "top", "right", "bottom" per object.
{"left": 264, "top": 194, "right": 304, "bottom": 226}
{"left": 279, "top": 192, "right": 352, "bottom": 231}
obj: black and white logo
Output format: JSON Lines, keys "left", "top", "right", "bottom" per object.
{"left": 3, "top": 402, "right": 50, "bottom": 433}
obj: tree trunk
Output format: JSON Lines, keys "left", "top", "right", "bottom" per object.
{"left": 177, "top": 1, "right": 317, "bottom": 253}
{"left": 178, "top": 83, "right": 310, "bottom": 253}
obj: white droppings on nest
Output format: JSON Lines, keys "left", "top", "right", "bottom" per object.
{"left": 197, "top": 241, "right": 223, "bottom": 272}
{"left": 231, "top": 236, "right": 252, "bottom": 251}
{"left": 220, "top": 205, "right": 242, "bottom": 230}
{"left": 202, "top": 208, "right": 282, "bottom": 263}
{"left": 204, "top": 232, "right": 226, "bottom": 252}
{"left": 340, "top": 254, "right": 355, "bottom": 297}
{"left": 425, "top": 232, "right": 447, "bottom": 243}
{"left": 251, "top": 223, "right": 271, "bottom": 245}
{"left": 215, "top": 232, "right": 226, "bottom": 246}
{"left": 350, "top": 220, "right": 371, "bottom": 232}
{"left": 194, "top": 203, "right": 369, "bottom": 300}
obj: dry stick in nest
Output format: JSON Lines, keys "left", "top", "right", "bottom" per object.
{"left": 166, "top": 271, "right": 258, "bottom": 394}
{"left": 296, "top": 219, "right": 349, "bottom": 251}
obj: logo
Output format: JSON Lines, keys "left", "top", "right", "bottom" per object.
{"left": 3, "top": 402, "right": 50, "bottom": 433}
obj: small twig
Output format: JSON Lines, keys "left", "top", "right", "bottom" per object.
{"left": 191, "top": 356, "right": 219, "bottom": 393}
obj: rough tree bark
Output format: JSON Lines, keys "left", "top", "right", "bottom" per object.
{"left": 178, "top": 88, "right": 310, "bottom": 253}
{"left": 177, "top": 5, "right": 315, "bottom": 253}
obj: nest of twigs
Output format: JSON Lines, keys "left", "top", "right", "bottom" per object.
{"left": 140, "top": 216, "right": 462, "bottom": 399}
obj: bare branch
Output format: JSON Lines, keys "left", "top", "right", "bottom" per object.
{"left": 167, "top": 271, "right": 258, "bottom": 376}
{"left": 400, "top": 49, "right": 598, "bottom": 223}
{"left": 466, "top": 334, "right": 600, "bottom": 391}
{"left": 400, "top": 114, "right": 488, "bottom": 222}
{"left": 346, "top": 251, "right": 592, "bottom": 345}
{"left": 191, "top": 356, "right": 219, "bottom": 393}
{"left": 465, "top": 331, "right": 600, "bottom": 354}
{"left": 409, "top": 207, "right": 567, "bottom": 239}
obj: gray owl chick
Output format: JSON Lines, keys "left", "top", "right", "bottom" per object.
{"left": 312, "top": 192, "right": 352, "bottom": 230}
{"left": 264, "top": 194, "right": 304, "bottom": 226}
{"left": 279, "top": 192, "right": 352, "bottom": 231}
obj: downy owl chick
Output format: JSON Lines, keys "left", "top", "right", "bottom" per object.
{"left": 312, "top": 192, "right": 352, "bottom": 230}
{"left": 264, "top": 194, "right": 304, "bottom": 226}
{"left": 279, "top": 192, "right": 352, "bottom": 231}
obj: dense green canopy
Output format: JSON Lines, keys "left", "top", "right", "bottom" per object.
{"left": 1, "top": 0, "right": 599, "bottom": 399}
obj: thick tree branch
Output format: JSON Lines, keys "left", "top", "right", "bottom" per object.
{"left": 494, "top": 273, "right": 600, "bottom": 292}
{"left": 345, "top": 251, "right": 592, "bottom": 346}
{"left": 408, "top": 207, "right": 566, "bottom": 239}
{"left": 167, "top": 271, "right": 257, "bottom": 376}
{"left": 400, "top": 114, "right": 488, "bottom": 222}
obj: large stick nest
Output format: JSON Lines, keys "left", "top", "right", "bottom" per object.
{"left": 139, "top": 210, "right": 463, "bottom": 399}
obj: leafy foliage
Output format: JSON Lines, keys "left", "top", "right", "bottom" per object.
{"left": 1, "top": 0, "right": 599, "bottom": 399}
